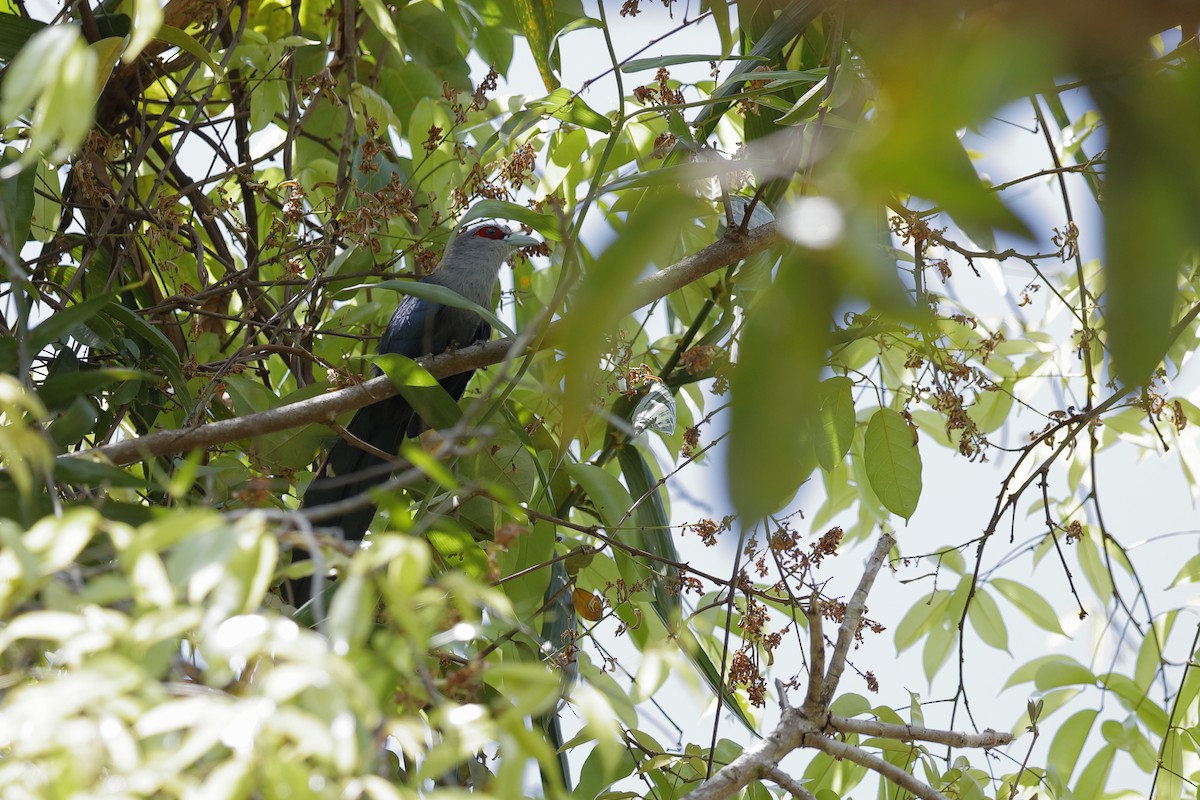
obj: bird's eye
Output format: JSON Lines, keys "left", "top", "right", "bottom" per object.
{"left": 472, "top": 225, "right": 506, "bottom": 240}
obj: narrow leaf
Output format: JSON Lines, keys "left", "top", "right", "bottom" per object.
{"left": 338, "top": 279, "right": 515, "bottom": 338}
{"left": 812, "top": 376, "right": 854, "bottom": 472}
{"left": 511, "top": 0, "right": 558, "bottom": 91}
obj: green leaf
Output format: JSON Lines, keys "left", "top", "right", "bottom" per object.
{"left": 862, "top": 408, "right": 922, "bottom": 519}
{"left": 1156, "top": 730, "right": 1183, "bottom": 800}
{"left": 525, "top": 87, "right": 610, "bottom": 133}
{"left": 155, "top": 24, "right": 224, "bottom": 77}
{"left": 0, "top": 149, "right": 34, "bottom": 249}
{"left": 338, "top": 279, "right": 514, "bottom": 338}
{"left": 812, "top": 377, "right": 855, "bottom": 472}
{"left": 1094, "top": 65, "right": 1200, "bottom": 385}
{"left": 565, "top": 463, "right": 632, "bottom": 531}
{"left": 37, "top": 367, "right": 152, "bottom": 410}
{"left": 1034, "top": 659, "right": 1095, "bottom": 691}
{"left": 102, "top": 302, "right": 192, "bottom": 408}
{"left": 1047, "top": 709, "right": 1097, "bottom": 783}
{"left": 894, "top": 590, "right": 947, "bottom": 653}
{"left": 369, "top": 353, "right": 463, "bottom": 430}
{"left": 1075, "top": 530, "right": 1113, "bottom": 602}
{"left": 965, "top": 588, "right": 1009, "bottom": 652}
{"left": 29, "top": 158, "right": 60, "bottom": 243}
{"left": 620, "top": 53, "right": 767, "bottom": 73}
{"left": 616, "top": 444, "right": 679, "bottom": 624}
{"left": 28, "top": 293, "right": 117, "bottom": 354}
{"left": 1073, "top": 744, "right": 1115, "bottom": 800}
{"left": 990, "top": 577, "right": 1066, "bottom": 636}
{"left": 510, "top": 0, "right": 558, "bottom": 92}
{"left": 359, "top": 0, "right": 402, "bottom": 56}
{"left": 1168, "top": 552, "right": 1200, "bottom": 588}
{"left": 922, "top": 617, "right": 955, "bottom": 683}
{"left": 457, "top": 199, "right": 563, "bottom": 241}
{"left": 0, "top": 12, "right": 49, "bottom": 62}
{"left": 730, "top": 251, "right": 834, "bottom": 520}
{"left": 549, "top": 16, "right": 602, "bottom": 60}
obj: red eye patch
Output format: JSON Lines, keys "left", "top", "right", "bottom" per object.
{"left": 472, "top": 225, "right": 506, "bottom": 240}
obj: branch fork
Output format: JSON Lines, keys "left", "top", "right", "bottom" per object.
{"left": 684, "top": 533, "right": 1014, "bottom": 800}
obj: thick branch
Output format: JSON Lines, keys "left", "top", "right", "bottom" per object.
{"left": 684, "top": 702, "right": 1005, "bottom": 800}
{"left": 80, "top": 223, "right": 781, "bottom": 467}
{"left": 828, "top": 716, "right": 1012, "bottom": 748}
{"left": 802, "top": 734, "right": 949, "bottom": 800}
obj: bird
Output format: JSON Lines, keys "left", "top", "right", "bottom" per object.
{"left": 291, "top": 222, "right": 539, "bottom": 605}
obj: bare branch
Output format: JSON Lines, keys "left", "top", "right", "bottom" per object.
{"left": 803, "top": 733, "right": 950, "bottom": 800}
{"left": 763, "top": 765, "right": 817, "bottom": 800}
{"left": 828, "top": 716, "right": 1013, "bottom": 749}
{"left": 819, "top": 532, "right": 895, "bottom": 706}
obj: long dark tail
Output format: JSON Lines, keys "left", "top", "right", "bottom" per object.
{"left": 288, "top": 371, "right": 478, "bottom": 609}
{"left": 286, "top": 395, "right": 417, "bottom": 608}
{"left": 302, "top": 394, "right": 417, "bottom": 541}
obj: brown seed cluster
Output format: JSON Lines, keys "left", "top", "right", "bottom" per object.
{"left": 632, "top": 67, "right": 686, "bottom": 109}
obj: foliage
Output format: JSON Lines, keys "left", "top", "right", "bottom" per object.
{"left": 1, "top": 1, "right": 1200, "bottom": 799}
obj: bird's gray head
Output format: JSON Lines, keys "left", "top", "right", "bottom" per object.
{"left": 440, "top": 223, "right": 540, "bottom": 274}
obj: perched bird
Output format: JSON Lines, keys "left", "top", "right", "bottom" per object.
{"left": 294, "top": 223, "right": 538, "bottom": 596}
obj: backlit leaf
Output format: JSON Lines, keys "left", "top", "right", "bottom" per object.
{"left": 863, "top": 408, "right": 922, "bottom": 519}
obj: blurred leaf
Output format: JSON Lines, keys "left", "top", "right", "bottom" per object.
{"left": 511, "top": 0, "right": 559, "bottom": 91}
{"left": 484, "top": 662, "right": 561, "bottom": 716}
{"left": 126, "top": 0, "right": 163, "bottom": 62}
{"left": 55, "top": 455, "right": 148, "bottom": 488}
{"left": 730, "top": 251, "right": 834, "bottom": 520}
{"left": 862, "top": 408, "right": 922, "bottom": 519}
{"left": 620, "top": 53, "right": 767, "bottom": 73}
{"left": 1094, "top": 65, "right": 1200, "bottom": 385}
{"left": 558, "top": 189, "right": 694, "bottom": 436}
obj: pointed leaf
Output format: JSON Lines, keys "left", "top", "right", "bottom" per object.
{"left": 339, "top": 279, "right": 514, "bottom": 338}
{"left": 863, "top": 408, "right": 922, "bottom": 519}
{"left": 511, "top": 0, "right": 558, "bottom": 91}
{"left": 812, "top": 376, "right": 855, "bottom": 471}
{"left": 991, "top": 577, "right": 1066, "bottom": 635}
{"left": 369, "top": 353, "right": 463, "bottom": 430}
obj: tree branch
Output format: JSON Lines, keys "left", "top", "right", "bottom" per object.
{"left": 819, "top": 532, "right": 894, "bottom": 706}
{"left": 682, "top": 533, "right": 1013, "bottom": 800}
{"left": 828, "top": 716, "right": 1012, "bottom": 749}
{"left": 80, "top": 223, "right": 782, "bottom": 467}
